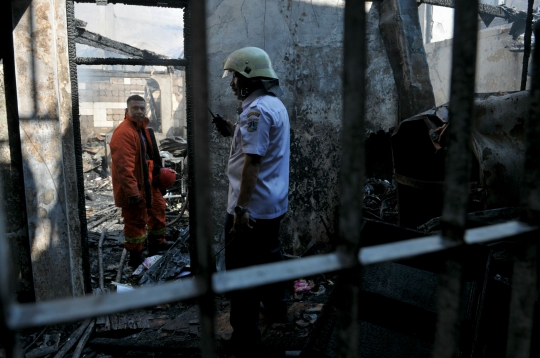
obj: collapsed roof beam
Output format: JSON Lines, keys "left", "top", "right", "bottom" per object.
{"left": 74, "top": 23, "right": 170, "bottom": 60}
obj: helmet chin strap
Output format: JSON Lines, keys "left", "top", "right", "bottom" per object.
{"left": 240, "top": 87, "right": 251, "bottom": 98}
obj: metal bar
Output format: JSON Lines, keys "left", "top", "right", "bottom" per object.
{"left": 360, "top": 221, "right": 536, "bottom": 265}
{"left": 520, "top": 0, "right": 534, "bottom": 90}
{"left": 440, "top": 0, "right": 479, "bottom": 242}
{"left": 67, "top": 0, "right": 92, "bottom": 294}
{"left": 75, "top": 57, "right": 187, "bottom": 66}
{"left": 522, "top": 22, "right": 540, "bottom": 219}
{"left": 506, "top": 241, "right": 538, "bottom": 358}
{"left": 434, "top": 0, "right": 479, "bottom": 355}
{"left": 335, "top": 0, "right": 367, "bottom": 357}
{"left": 6, "top": 221, "right": 537, "bottom": 331}
{"left": 189, "top": 1, "right": 215, "bottom": 357}
{"left": 8, "top": 278, "right": 203, "bottom": 330}
{"left": 0, "top": 186, "right": 22, "bottom": 357}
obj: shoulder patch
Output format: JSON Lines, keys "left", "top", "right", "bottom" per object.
{"left": 247, "top": 117, "right": 259, "bottom": 132}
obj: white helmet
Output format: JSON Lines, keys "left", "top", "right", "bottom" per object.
{"left": 222, "top": 47, "right": 278, "bottom": 80}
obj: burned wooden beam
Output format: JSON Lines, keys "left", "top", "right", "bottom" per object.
{"left": 379, "top": 0, "right": 436, "bottom": 121}
{"left": 75, "top": 26, "right": 170, "bottom": 59}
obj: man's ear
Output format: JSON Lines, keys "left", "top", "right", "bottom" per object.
{"left": 125, "top": 108, "right": 128, "bottom": 118}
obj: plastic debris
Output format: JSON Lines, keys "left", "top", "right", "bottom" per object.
{"left": 294, "top": 279, "right": 315, "bottom": 293}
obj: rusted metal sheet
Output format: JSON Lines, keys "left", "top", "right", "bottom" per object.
{"left": 12, "top": 0, "right": 84, "bottom": 301}
{"left": 378, "top": 0, "right": 436, "bottom": 121}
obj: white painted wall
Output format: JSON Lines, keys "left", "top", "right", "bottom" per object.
{"left": 425, "top": 24, "right": 529, "bottom": 106}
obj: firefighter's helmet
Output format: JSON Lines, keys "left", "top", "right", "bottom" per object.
{"left": 158, "top": 168, "right": 176, "bottom": 189}
{"left": 222, "top": 47, "right": 278, "bottom": 80}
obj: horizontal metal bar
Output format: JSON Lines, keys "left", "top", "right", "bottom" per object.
{"left": 8, "top": 278, "right": 203, "bottom": 330}
{"left": 360, "top": 221, "right": 537, "bottom": 265}
{"left": 212, "top": 252, "right": 352, "bottom": 294}
{"left": 7, "top": 221, "right": 537, "bottom": 330}
{"left": 75, "top": 57, "right": 187, "bottom": 66}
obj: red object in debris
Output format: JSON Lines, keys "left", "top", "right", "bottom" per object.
{"left": 158, "top": 168, "right": 176, "bottom": 189}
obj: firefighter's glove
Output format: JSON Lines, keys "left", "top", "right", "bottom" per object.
{"left": 128, "top": 195, "right": 140, "bottom": 207}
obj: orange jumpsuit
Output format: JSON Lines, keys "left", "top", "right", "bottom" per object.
{"left": 110, "top": 114, "right": 167, "bottom": 253}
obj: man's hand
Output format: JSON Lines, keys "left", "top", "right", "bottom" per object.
{"left": 231, "top": 211, "right": 253, "bottom": 234}
{"left": 128, "top": 195, "right": 140, "bottom": 207}
{"left": 214, "top": 120, "right": 234, "bottom": 137}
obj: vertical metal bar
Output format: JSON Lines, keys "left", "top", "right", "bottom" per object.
{"left": 505, "top": 241, "right": 538, "bottom": 358}
{"left": 337, "top": 0, "right": 366, "bottom": 357}
{"left": 440, "top": 0, "right": 479, "bottom": 242}
{"left": 184, "top": 0, "right": 198, "bottom": 273}
{"left": 189, "top": 1, "right": 216, "bottom": 357}
{"left": 0, "top": 183, "right": 22, "bottom": 358}
{"left": 522, "top": 20, "right": 540, "bottom": 220}
{"left": 520, "top": 0, "right": 534, "bottom": 91}
{"left": 1, "top": 0, "right": 35, "bottom": 303}
{"left": 505, "top": 20, "right": 540, "bottom": 358}
{"left": 66, "top": 0, "right": 92, "bottom": 294}
{"left": 434, "top": 0, "right": 479, "bottom": 357}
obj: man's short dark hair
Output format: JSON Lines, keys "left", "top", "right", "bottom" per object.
{"left": 127, "top": 95, "right": 145, "bottom": 106}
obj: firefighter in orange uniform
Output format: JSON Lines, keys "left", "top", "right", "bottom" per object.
{"left": 110, "top": 95, "right": 172, "bottom": 268}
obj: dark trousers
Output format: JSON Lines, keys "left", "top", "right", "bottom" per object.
{"left": 224, "top": 213, "right": 287, "bottom": 347}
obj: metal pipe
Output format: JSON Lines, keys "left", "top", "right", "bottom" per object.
{"left": 520, "top": 0, "right": 534, "bottom": 90}
{"left": 189, "top": 1, "right": 216, "bottom": 357}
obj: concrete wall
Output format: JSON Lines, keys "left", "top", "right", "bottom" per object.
{"left": 206, "top": 0, "right": 398, "bottom": 257}
{"left": 426, "top": 24, "right": 529, "bottom": 106}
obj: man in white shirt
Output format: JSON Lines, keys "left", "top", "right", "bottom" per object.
{"left": 217, "top": 47, "right": 290, "bottom": 357}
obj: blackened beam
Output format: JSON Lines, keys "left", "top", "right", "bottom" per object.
{"left": 75, "top": 26, "right": 170, "bottom": 59}
{"left": 6, "top": 220, "right": 536, "bottom": 331}
{"left": 416, "top": 0, "right": 509, "bottom": 18}
{"left": 74, "top": 0, "right": 188, "bottom": 8}
{"left": 75, "top": 57, "right": 187, "bottom": 66}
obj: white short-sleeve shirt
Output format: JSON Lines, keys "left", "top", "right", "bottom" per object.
{"left": 227, "top": 89, "right": 290, "bottom": 219}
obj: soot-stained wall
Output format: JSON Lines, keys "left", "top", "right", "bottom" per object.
{"left": 206, "top": 0, "right": 397, "bottom": 258}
